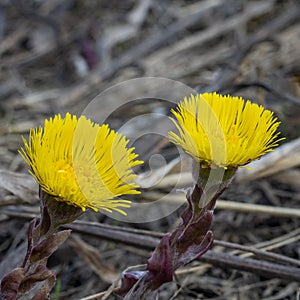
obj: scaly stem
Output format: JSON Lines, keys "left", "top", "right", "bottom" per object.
{"left": 119, "top": 166, "right": 237, "bottom": 299}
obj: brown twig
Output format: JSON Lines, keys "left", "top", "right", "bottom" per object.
{"left": 1, "top": 208, "right": 299, "bottom": 283}
{"left": 66, "top": 223, "right": 300, "bottom": 283}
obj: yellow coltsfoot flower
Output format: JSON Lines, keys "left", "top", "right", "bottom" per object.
{"left": 169, "top": 92, "right": 283, "bottom": 168}
{"left": 20, "top": 113, "right": 143, "bottom": 215}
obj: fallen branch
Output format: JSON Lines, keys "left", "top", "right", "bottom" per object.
{"left": 1, "top": 209, "right": 300, "bottom": 283}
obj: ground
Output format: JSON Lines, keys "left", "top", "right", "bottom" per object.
{"left": 0, "top": 0, "right": 300, "bottom": 299}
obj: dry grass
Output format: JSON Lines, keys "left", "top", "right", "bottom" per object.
{"left": 0, "top": 0, "right": 300, "bottom": 299}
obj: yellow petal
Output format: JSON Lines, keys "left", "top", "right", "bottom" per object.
{"left": 19, "top": 113, "right": 143, "bottom": 214}
{"left": 169, "top": 93, "right": 284, "bottom": 168}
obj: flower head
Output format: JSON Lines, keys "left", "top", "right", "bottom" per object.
{"left": 169, "top": 92, "right": 283, "bottom": 168}
{"left": 20, "top": 113, "right": 143, "bottom": 215}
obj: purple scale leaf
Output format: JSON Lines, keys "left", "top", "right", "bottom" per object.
{"left": 18, "top": 265, "right": 55, "bottom": 294}
{"left": 30, "top": 230, "right": 71, "bottom": 263}
{"left": 178, "top": 231, "right": 214, "bottom": 267}
{"left": 0, "top": 268, "right": 25, "bottom": 300}
{"left": 147, "top": 233, "right": 173, "bottom": 288}
{"left": 117, "top": 271, "right": 145, "bottom": 296}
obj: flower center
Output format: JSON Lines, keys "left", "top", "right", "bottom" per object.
{"left": 226, "top": 125, "right": 240, "bottom": 145}
{"left": 55, "top": 160, "right": 78, "bottom": 195}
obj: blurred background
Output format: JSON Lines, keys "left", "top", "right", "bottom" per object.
{"left": 0, "top": 0, "right": 300, "bottom": 299}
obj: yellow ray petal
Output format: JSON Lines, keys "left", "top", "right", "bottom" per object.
{"left": 19, "top": 113, "right": 143, "bottom": 214}
{"left": 169, "top": 93, "right": 284, "bottom": 168}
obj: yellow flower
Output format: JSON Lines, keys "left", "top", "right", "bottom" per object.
{"left": 169, "top": 92, "right": 283, "bottom": 168}
{"left": 19, "top": 113, "right": 143, "bottom": 215}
